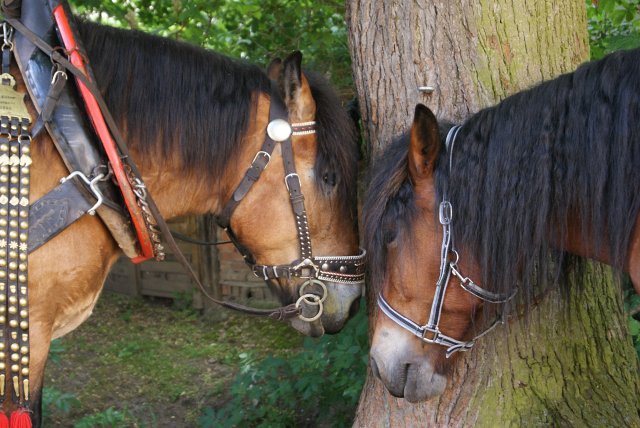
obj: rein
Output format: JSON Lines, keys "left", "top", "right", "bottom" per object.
{"left": 377, "top": 125, "right": 516, "bottom": 358}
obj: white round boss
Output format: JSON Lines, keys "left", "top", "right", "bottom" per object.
{"left": 267, "top": 119, "right": 292, "bottom": 142}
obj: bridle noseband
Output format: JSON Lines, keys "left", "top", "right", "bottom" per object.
{"left": 216, "top": 82, "right": 366, "bottom": 322}
{"left": 378, "top": 125, "right": 515, "bottom": 357}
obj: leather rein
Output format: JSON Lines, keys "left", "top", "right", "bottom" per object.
{"left": 4, "top": 10, "right": 365, "bottom": 322}
{"left": 377, "top": 125, "right": 516, "bottom": 357}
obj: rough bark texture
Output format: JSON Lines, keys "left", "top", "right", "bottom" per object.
{"left": 347, "top": 1, "right": 640, "bottom": 426}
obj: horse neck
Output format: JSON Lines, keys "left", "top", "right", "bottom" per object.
{"left": 129, "top": 93, "right": 270, "bottom": 221}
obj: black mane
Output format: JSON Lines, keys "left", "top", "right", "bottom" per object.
{"left": 365, "top": 48, "right": 640, "bottom": 299}
{"left": 78, "top": 21, "right": 358, "bottom": 212}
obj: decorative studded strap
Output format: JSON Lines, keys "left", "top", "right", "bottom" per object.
{"left": 0, "top": 71, "right": 32, "bottom": 411}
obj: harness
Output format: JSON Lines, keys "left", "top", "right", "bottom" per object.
{"left": 377, "top": 125, "right": 516, "bottom": 358}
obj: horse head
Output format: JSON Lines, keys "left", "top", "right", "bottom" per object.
{"left": 364, "top": 105, "right": 490, "bottom": 402}
{"left": 217, "top": 51, "right": 363, "bottom": 336}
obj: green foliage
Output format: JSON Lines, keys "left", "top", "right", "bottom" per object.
{"left": 200, "top": 300, "right": 369, "bottom": 428}
{"left": 47, "top": 338, "right": 65, "bottom": 365}
{"left": 587, "top": 0, "right": 640, "bottom": 59}
{"left": 42, "top": 387, "right": 80, "bottom": 421}
{"left": 68, "top": 0, "right": 353, "bottom": 91}
{"left": 73, "top": 407, "right": 134, "bottom": 428}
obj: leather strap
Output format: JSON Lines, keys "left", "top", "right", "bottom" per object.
{"left": 27, "top": 177, "right": 93, "bottom": 253}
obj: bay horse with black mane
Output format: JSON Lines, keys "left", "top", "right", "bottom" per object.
{"left": 364, "top": 48, "right": 640, "bottom": 403}
{"left": 0, "top": 2, "right": 364, "bottom": 425}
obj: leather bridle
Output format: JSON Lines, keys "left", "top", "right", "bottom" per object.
{"left": 377, "top": 125, "right": 515, "bottom": 357}
{"left": 216, "top": 82, "right": 366, "bottom": 322}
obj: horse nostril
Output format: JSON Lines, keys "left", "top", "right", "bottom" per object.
{"left": 348, "top": 297, "right": 361, "bottom": 318}
{"left": 370, "top": 357, "right": 381, "bottom": 379}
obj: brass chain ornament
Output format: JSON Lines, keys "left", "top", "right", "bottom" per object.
{"left": 0, "top": 21, "right": 33, "bottom": 425}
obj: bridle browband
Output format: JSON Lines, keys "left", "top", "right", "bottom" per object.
{"left": 377, "top": 125, "right": 516, "bottom": 357}
{"left": 215, "top": 82, "right": 366, "bottom": 322}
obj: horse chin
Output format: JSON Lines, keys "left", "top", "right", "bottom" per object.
{"left": 403, "top": 362, "right": 448, "bottom": 403}
{"left": 370, "top": 329, "right": 448, "bottom": 402}
{"left": 290, "top": 317, "right": 325, "bottom": 337}
{"left": 319, "top": 280, "right": 363, "bottom": 334}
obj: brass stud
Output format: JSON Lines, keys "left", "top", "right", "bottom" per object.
{"left": 0, "top": 316, "right": 5, "bottom": 324}
{"left": 20, "top": 367, "right": 28, "bottom": 376}
{"left": 20, "top": 167, "right": 28, "bottom": 175}
{"left": 20, "top": 356, "right": 27, "bottom": 365}
{"left": 0, "top": 260, "right": 6, "bottom": 267}
{"left": 0, "top": 352, "right": 6, "bottom": 359}
{"left": 19, "top": 233, "right": 26, "bottom": 242}
{"left": 18, "top": 263, "right": 25, "bottom": 271}
{"left": 19, "top": 221, "right": 26, "bottom": 229}
{"left": 0, "top": 144, "right": 7, "bottom": 151}
{"left": 8, "top": 273, "right": 16, "bottom": 281}
{"left": 10, "top": 343, "right": 18, "bottom": 352}
{"left": 8, "top": 296, "right": 15, "bottom": 304}
{"left": 0, "top": 295, "right": 5, "bottom": 302}
{"left": 8, "top": 251, "right": 16, "bottom": 259}
{"left": 10, "top": 353, "right": 18, "bottom": 362}
{"left": 19, "top": 287, "right": 25, "bottom": 295}
{"left": 9, "top": 209, "right": 16, "bottom": 217}
{"left": 19, "top": 298, "right": 26, "bottom": 306}
{"left": 18, "top": 254, "right": 25, "bottom": 261}
{"left": 19, "top": 188, "right": 27, "bottom": 196}
{"left": 19, "top": 310, "right": 26, "bottom": 318}
{"left": 20, "top": 346, "right": 27, "bottom": 354}
{"left": 0, "top": 343, "right": 4, "bottom": 350}
{"left": 9, "top": 231, "right": 17, "bottom": 239}
{"left": 11, "top": 364, "right": 18, "bottom": 373}
{"left": 0, "top": 231, "right": 6, "bottom": 238}
{"left": 22, "top": 146, "right": 29, "bottom": 154}
{"left": 19, "top": 211, "right": 26, "bottom": 218}
{"left": 0, "top": 271, "right": 7, "bottom": 279}
{"left": 19, "top": 177, "right": 28, "bottom": 185}
{"left": 0, "top": 167, "right": 6, "bottom": 174}
{"left": 19, "top": 321, "right": 28, "bottom": 330}
{"left": 0, "top": 219, "right": 6, "bottom": 227}
{"left": 0, "top": 362, "right": 5, "bottom": 370}
{"left": 8, "top": 262, "right": 16, "bottom": 270}
{"left": 17, "top": 274, "right": 25, "bottom": 283}
{"left": 9, "top": 320, "right": 17, "bottom": 328}
{"left": 9, "top": 177, "right": 17, "bottom": 184}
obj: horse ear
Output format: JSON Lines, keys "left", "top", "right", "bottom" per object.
{"left": 267, "top": 58, "right": 282, "bottom": 80}
{"left": 281, "top": 51, "right": 316, "bottom": 122}
{"left": 408, "top": 104, "right": 441, "bottom": 182}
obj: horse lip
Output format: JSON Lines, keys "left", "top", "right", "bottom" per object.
{"left": 290, "top": 317, "right": 325, "bottom": 337}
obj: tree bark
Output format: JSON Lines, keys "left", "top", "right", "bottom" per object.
{"left": 347, "top": 1, "right": 640, "bottom": 426}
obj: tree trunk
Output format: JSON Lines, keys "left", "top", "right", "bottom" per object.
{"left": 347, "top": 1, "right": 640, "bottom": 426}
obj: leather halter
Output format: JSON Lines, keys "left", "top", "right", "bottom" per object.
{"left": 377, "top": 125, "right": 516, "bottom": 357}
{"left": 216, "top": 82, "right": 366, "bottom": 319}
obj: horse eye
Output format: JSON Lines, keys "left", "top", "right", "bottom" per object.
{"left": 322, "top": 172, "right": 337, "bottom": 187}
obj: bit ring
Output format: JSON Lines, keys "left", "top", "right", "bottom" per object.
{"left": 296, "top": 293, "right": 323, "bottom": 322}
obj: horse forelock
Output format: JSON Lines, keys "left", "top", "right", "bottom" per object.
{"left": 363, "top": 134, "right": 417, "bottom": 295}
{"left": 305, "top": 71, "right": 360, "bottom": 216}
{"left": 440, "top": 48, "right": 640, "bottom": 305}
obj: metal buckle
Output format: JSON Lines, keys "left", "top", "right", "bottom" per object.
{"left": 284, "top": 173, "right": 300, "bottom": 192}
{"left": 60, "top": 171, "right": 105, "bottom": 215}
{"left": 439, "top": 201, "right": 452, "bottom": 225}
{"left": 291, "top": 258, "right": 320, "bottom": 279}
{"left": 421, "top": 327, "right": 440, "bottom": 343}
{"left": 251, "top": 150, "right": 271, "bottom": 168}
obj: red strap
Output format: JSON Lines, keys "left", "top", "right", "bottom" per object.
{"left": 52, "top": 5, "right": 153, "bottom": 263}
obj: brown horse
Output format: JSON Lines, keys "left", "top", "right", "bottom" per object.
{"left": 363, "top": 48, "right": 640, "bottom": 402}
{"left": 7, "top": 18, "right": 363, "bottom": 425}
